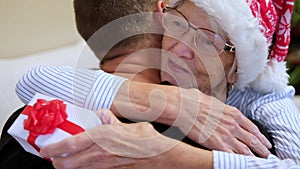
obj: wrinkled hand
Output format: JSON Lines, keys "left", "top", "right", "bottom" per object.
{"left": 173, "top": 88, "right": 272, "bottom": 157}
{"left": 40, "top": 109, "right": 180, "bottom": 169}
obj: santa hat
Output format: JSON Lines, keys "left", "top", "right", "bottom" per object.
{"left": 190, "top": 0, "right": 294, "bottom": 94}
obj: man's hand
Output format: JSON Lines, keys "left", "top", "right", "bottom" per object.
{"left": 174, "top": 88, "right": 272, "bottom": 157}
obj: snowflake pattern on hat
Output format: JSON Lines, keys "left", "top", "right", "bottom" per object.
{"left": 247, "top": 0, "right": 278, "bottom": 44}
{"left": 248, "top": 0, "right": 294, "bottom": 62}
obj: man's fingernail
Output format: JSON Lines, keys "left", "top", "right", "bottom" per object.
{"left": 244, "top": 148, "right": 252, "bottom": 155}
{"left": 253, "top": 127, "right": 258, "bottom": 134}
{"left": 266, "top": 141, "right": 272, "bottom": 149}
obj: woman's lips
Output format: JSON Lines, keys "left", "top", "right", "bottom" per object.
{"left": 167, "top": 59, "right": 189, "bottom": 73}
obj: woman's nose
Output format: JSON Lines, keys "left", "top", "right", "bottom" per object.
{"left": 172, "top": 41, "right": 195, "bottom": 60}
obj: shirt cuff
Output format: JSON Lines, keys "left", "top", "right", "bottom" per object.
{"left": 83, "top": 70, "right": 127, "bottom": 110}
{"left": 213, "top": 150, "right": 300, "bottom": 169}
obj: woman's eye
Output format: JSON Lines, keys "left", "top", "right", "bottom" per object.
{"left": 196, "top": 34, "right": 215, "bottom": 48}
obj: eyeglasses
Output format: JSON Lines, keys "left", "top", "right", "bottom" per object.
{"left": 162, "top": 7, "right": 235, "bottom": 54}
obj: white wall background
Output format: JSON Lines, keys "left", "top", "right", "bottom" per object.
{"left": 0, "top": 0, "right": 80, "bottom": 58}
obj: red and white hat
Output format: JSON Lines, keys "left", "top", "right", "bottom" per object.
{"left": 190, "top": 0, "right": 294, "bottom": 93}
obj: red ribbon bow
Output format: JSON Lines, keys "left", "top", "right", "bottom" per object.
{"left": 22, "top": 99, "right": 84, "bottom": 153}
{"left": 24, "top": 99, "right": 68, "bottom": 136}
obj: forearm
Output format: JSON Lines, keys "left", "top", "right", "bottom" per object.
{"left": 15, "top": 65, "right": 93, "bottom": 105}
{"left": 175, "top": 143, "right": 213, "bottom": 169}
{"left": 15, "top": 65, "right": 127, "bottom": 110}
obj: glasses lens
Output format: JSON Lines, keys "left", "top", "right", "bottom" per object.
{"left": 194, "top": 29, "right": 226, "bottom": 54}
{"left": 163, "top": 11, "right": 189, "bottom": 36}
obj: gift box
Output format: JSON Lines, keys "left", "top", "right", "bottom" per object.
{"left": 8, "top": 93, "right": 102, "bottom": 158}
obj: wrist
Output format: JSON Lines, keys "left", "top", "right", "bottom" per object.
{"left": 153, "top": 85, "right": 181, "bottom": 125}
{"left": 111, "top": 80, "right": 180, "bottom": 125}
{"left": 169, "top": 87, "right": 207, "bottom": 129}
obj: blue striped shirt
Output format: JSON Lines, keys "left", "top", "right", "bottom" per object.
{"left": 16, "top": 65, "right": 300, "bottom": 168}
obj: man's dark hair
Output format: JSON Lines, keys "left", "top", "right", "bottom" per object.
{"left": 73, "top": 0, "right": 162, "bottom": 60}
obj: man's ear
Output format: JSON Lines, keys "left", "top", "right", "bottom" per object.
{"left": 155, "top": 0, "right": 166, "bottom": 13}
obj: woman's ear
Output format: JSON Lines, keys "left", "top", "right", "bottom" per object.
{"left": 226, "top": 57, "right": 238, "bottom": 84}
